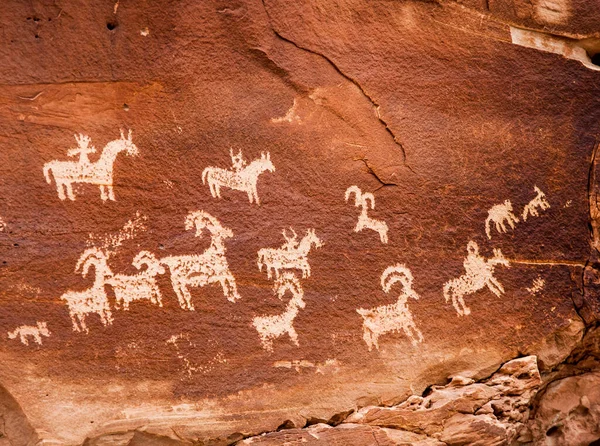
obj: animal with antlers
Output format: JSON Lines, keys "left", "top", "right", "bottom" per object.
{"left": 106, "top": 251, "right": 166, "bottom": 311}
{"left": 202, "top": 150, "right": 275, "bottom": 204}
{"left": 345, "top": 186, "right": 388, "bottom": 244}
{"left": 253, "top": 272, "right": 305, "bottom": 352}
{"left": 257, "top": 228, "right": 323, "bottom": 279}
{"left": 7, "top": 322, "right": 50, "bottom": 346}
{"left": 160, "top": 211, "right": 240, "bottom": 311}
{"left": 43, "top": 130, "right": 139, "bottom": 201}
{"left": 443, "top": 241, "right": 510, "bottom": 316}
{"left": 357, "top": 265, "right": 423, "bottom": 350}
{"left": 522, "top": 186, "right": 550, "bottom": 221}
{"left": 485, "top": 199, "right": 519, "bottom": 239}
{"left": 60, "top": 248, "right": 114, "bottom": 333}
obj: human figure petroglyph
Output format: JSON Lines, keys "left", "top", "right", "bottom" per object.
{"left": 443, "top": 241, "right": 510, "bottom": 316}
{"left": 202, "top": 150, "right": 275, "bottom": 204}
{"left": 257, "top": 228, "right": 323, "bottom": 279}
{"left": 485, "top": 200, "right": 519, "bottom": 239}
{"left": 522, "top": 186, "right": 550, "bottom": 221}
{"left": 345, "top": 186, "right": 388, "bottom": 244}
{"left": 43, "top": 130, "right": 139, "bottom": 201}
{"left": 357, "top": 265, "right": 423, "bottom": 351}
{"left": 253, "top": 272, "right": 305, "bottom": 352}
{"left": 60, "top": 248, "right": 114, "bottom": 333}
{"left": 7, "top": 322, "right": 50, "bottom": 346}
{"left": 160, "top": 211, "right": 240, "bottom": 311}
{"left": 106, "top": 251, "right": 166, "bottom": 310}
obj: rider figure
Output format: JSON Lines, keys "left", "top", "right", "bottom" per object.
{"left": 68, "top": 134, "right": 96, "bottom": 168}
{"left": 230, "top": 149, "right": 246, "bottom": 173}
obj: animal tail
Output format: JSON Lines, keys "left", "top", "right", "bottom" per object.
{"left": 201, "top": 168, "right": 210, "bottom": 185}
{"left": 43, "top": 164, "right": 53, "bottom": 184}
{"left": 7, "top": 330, "right": 17, "bottom": 340}
{"left": 443, "top": 282, "right": 453, "bottom": 303}
{"left": 484, "top": 215, "right": 492, "bottom": 239}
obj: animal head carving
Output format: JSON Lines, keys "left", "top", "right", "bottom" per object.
{"left": 381, "top": 264, "right": 415, "bottom": 294}
{"left": 305, "top": 228, "right": 323, "bottom": 248}
{"left": 260, "top": 152, "right": 275, "bottom": 172}
{"left": 119, "top": 129, "right": 139, "bottom": 156}
{"left": 503, "top": 200, "right": 513, "bottom": 210}
{"left": 466, "top": 241, "right": 479, "bottom": 256}
{"left": 133, "top": 251, "right": 166, "bottom": 275}
{"left": 185, "top": 210, "right": 233, "bottom": 239}
{"left": 75, "top": 248, "right": 109, "bottom": 278}
{"left": 345, "top": 186, "right": 362, "bottom": 207}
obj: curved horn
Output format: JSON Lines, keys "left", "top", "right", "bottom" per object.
{"left": 344, "top": 186, "right": 362, "bottom": 207}
{"left": 381, "top": 264, "right": 414, "bottom": 293}
{"left": 362, "top": 193, "right": 375, "bottom": 210}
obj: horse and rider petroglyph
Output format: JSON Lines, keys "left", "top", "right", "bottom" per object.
{"left": 202, "top": 149, "right": 275, "bottom": 204}
{"left": 345, "top": 186, "right": 388, "bottom": 243}
{"left": 443, "top": 241, "right": 510, "bottom": 316}
{"left": 257, "top": 228, "right": 323, "bottom": 279}
{"left": 160, "top": 211, "right": 241, "bottom": 311}
{"left": 43, "top": 130, "right": 139, "bottom": 201}
{"left": 522, "top": 186, "right": 550, "bottom": 221}
{"left": 357, "top": 265, "right": 423, "bottom": 350}
{"left": 485, "top": 200, "right": 519, "bottom": 239}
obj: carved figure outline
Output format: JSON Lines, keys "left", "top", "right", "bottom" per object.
{"left": 345, "top": 186, "right": 388, "bottom": 243}
{"left": 485, "top": 200, "right": 519, "bottom": 239}
{"left": 43, "top": 130, "right": 139, "bottom": 201}
{"left": 522, "top": 186, "right": 550, "bottom": 221}
{"left": 357, "top": 265, "right": 423, "bottom": 351}
{"left": 202, "top": 150, "right": 275, "bottom": 204}
{"left": 443, "top": 241, "right": 510, "bottom": 316}
{"left": 7, "top": 322, "right": 50, "bottom": 345}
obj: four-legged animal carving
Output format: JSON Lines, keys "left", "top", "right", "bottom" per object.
{"left": 485, "top": 200, "right": 519, "bottom": 239}
{"left": 345, "top": 186, "right": 388, "bottom": 243}
{"left": 7, "top": 322, "right": 50, "bottom": 345}
{"left": 202, "top": 150, "right": 275, "bottom": 204}
{"left": 443, "top": 241, "right": 510, "bottom": 316}
{"left": 257, "top": 228, "right": 323, "bottom": 279}
{"left": 161, "top": 211, "right": 240, "bottom": 310}
{"left": 43, "top": 130, "right": 139, "bottom": 201}
{"left": 357, "top": 265, "right": 423, "bottom": 350}
{"left": 60, "top": 248, "right": 114, "bottom": 333}
{"left": 253, "top": 272, "right": 305, "bottom": 352}
{"left": 106, "top": 251, "right": 165, "bottom": 310}
{"left": 522, "top": 186, "right": 550, "bottom": 221}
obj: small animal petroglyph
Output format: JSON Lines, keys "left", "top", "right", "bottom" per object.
{"left": 345, "top": 186, "right": 388, "bottom": 244}
{"left": 8, "top": 322, "right": 50, "bottom": 346}
{"left": 202, "top": 150, "right": 275, "bottom": 204}
{"left": 106, "top": 251, "right": 165, "bottom": 310}
{"left": 485, "top": 200, "right": 519, "bottom": 239}
{"left": 357, "top": 265, "right": 423, "bottom": 351}
{"left": 257, "top": 228, "right": 323, "bottom": 279}
{"left": 444, "top": 241, "right": 510, "bottom": 316}
{"left": 43, "top": 130, "right": 139, "bottom": 201}
{"left": 60, "top": 248, "right": 114, "bottom": 333}
{"left": 522, "top": 186, "right": 550, "bottom": 221}
{"left": 527, "top": 276, "right": 546, "bottom": 295}
{"left": 253, "top": 272, "right": 305, "bottom": 352}
{"left": 161, "top": 211, "right": 240, "bottom": 310}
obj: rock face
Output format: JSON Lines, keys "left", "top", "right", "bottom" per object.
{"left": 0, "top": 0, "right": 599, "bottom": 445}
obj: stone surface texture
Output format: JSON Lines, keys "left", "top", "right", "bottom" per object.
{"left": 0, "top": 0, "right": 599, "bottom": 445}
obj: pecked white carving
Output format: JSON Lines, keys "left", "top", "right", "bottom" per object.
{"left": 106, "top": 251, "right": 165, "bottom": 310}
{"left": 485, "top": 200, "right": 520, "bottom": 239}
{"left": 43, "top": 130, "right": 139, "bottom": 201}
{"left": 357, "top": 265, "right": 423, "bottom": 351}
{"left": 202, "top": 150, "right": 275, "bottom": 204}
{"left": 257, "top": 228, "right": 323, "bottom": 279}
{"left": 345, "top": 186, "right": 388, "bottom": 243}
{"left": 160, "top": 211, "right": 240, "bottom": 311}
{"left": 444, "top": 241, "right": 510, "bottom": 316}
{"left": 527, "top": 276, "right": 546, "bottom": 295}
{"left": 522, "top": 186, "right": 550, "bottom": 221}
{"left": 7, "top": 322, "right": 50, "bottom": 345}
{"left": 60, "top": 248, "right": 114, "bottom": 333}
{"left": 253, "top": 272, "right": 306, "bottom": 352}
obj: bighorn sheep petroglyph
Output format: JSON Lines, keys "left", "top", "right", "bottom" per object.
{"left": 345, "top": 186, "right": 388, "bottom": 243}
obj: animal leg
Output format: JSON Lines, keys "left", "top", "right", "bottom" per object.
{"left": 56, "top": 182, "right": 67, "bottom": 201}
{"left": 65, "top": 183, "right": 76, "bottom": 201}
{"left": 99, "top": 185, "right": 108, "bottom": 201}
{"left": 458, "top": 294, "right": 471, "bottom": 316}
{"left": 20, "top": 334, "right": 29, "bottom": 346}
{"left": 77, "top": 314, "right": 89, "bottom": 334}
{"left": 181, "top": 285, "right": 195, "bottom": 311}
{"left": 108, "top": 185, "right": 116, "bottom": 201}
{"left": 223, "top": 275, "right": 240, "bottom": 302}
{"left": 488, "top": 277, "right": 505, "bottom": 296}
{"left": 379, "top": 227, "right": 388, "bottom": 244}
{"left": 153, "top": 285, "right": 163, "bottom": 307}
{"left": 70, "top": 313, "right": 81, "bottom": 332}
{"left": 288, "top": 325, "right": 299, "bottom": 347}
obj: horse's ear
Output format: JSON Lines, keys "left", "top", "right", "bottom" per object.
{"left": 128, "top": 129, "right": 132, "bottom": 141}
{"left": 120, "top": 129, "right": 125, "bottom": 139}
{"left": 267, "top": 152, "right": 270, "bottom": 160}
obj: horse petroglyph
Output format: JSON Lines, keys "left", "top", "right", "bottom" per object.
{"left": 257, "top": 228, "right": 323, "bottom": 279}
{"left": 522, "top": 186, "right": 550, "bottom": 221}
{"left": 202, "top": 150, "right": 275, "bottom": 204}
{"left": 357, "top": 265, "right": 423, "bottom": 351}
{"left": 444, "top": 241, "right": 510, "bottom": 316}
{"left": 485, "top": 200, "right": 520, "bottom": 239}
{"left": 60, "top": 248, "right": 114, "bottom": 333}
{"left": 106, "top": 251, "right": 165, "bottom": 310}
{"left": 160, "top": 211, "right": 240, "bottom": 311}
{"left": 8, "top": 322, "right": 50, "bottom": 346}
{"left": 43, "top": 130, "right": 139, "bottom": 201}
{"left": 253, "top": 272, "right": 306, "bottom": 352}
{"left": 345, "top": 186, "right": 389, "bottom": 243}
